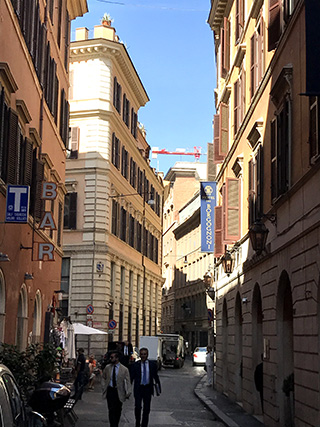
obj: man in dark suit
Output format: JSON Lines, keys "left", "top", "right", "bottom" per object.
{"left": 120, "top": 340, "right": 133, "bottom": 367}
{"left": 130, "top": 347, "right": 161, "bottom": 427}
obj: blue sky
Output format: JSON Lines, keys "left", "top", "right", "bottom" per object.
{"left": 71, "top": 0, "right": 216, "bottom": 176}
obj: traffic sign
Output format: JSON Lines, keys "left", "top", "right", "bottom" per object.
{"left": 108, "top": 319, "right": 117, "bottom": 330}
{"left": 86, "top": 304, "right": 94, "bottom": 315}
{"left": 208, "top": 309, "right": 214, "bottom": 322}
{"left": 5, "top": 185, "right": 30, "bottom": 223}
{"left": 87, "top": 319, "right": 93, "bottom": 328}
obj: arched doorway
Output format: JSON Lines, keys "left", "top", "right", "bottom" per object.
{"left": 234, "top": 292, "right": 243, "bottom": 402}
{"left": 277, "top": 270, "right": 294, "bottom": 426}
{"left": 32, "top": 291, "right": 42, "bottom": 343}
{"left": 252, "top": 283, "right": 264, "bottom": 414}
{"left": 0, "top": 269, "right": 5, "bottom": 342}
{"left": 16, "top": 285, "right": 28, "bottom": 351}
{"left": 222, "top": 299, "right": 229, "bottom": 393}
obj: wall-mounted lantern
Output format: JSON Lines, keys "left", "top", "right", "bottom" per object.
{"left": 249, "top": 218, "right": 269, "bottom": 255}
{"left": 222, "top": 250, "right": 234, "bottom": 276}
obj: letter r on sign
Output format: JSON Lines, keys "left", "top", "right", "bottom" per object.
{"left": 38, "top": 243, "right": 55, "bottom": 261}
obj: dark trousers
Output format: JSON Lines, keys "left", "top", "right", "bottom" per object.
{"left": 74, "top": 371, "right": 84, "bottom": 399}
{"left": 107, "top": 386, "right": 123, "bottom": 427}
{"left": 135, "top": 385, "right": 152, "bottom": 427}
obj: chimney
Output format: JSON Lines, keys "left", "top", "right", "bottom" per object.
{"left": 75, "top": 27, "right": 89, "bottom": 41}
{"left": 94, "top": 25, "right": 116, "bottom": 42}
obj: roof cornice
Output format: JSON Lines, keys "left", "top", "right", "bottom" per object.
{"left": 70, "top": 39, "right": 149, "bottom": 107}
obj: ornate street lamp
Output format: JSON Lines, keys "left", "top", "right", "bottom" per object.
{"left": 249, "top": 218, "right": 269, "bottom": 255}
{"left": 221, "top": 250, "right": 234, "bottom": 276}
{"left": 203, "top": 272, "right": 215, "bottom": 300}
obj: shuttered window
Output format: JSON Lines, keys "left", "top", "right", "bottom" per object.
{"left": 129, "top": 214, "right": 135, "bottom": 247}
{"left": 224, "top": 178, "right": 241, "bottom": 242}
{"left": 214, "top": 205, "right": 224, "bottom": 257}
{"left": 121, "top": 146, "right": 128, "bottom": 179}
{"left": 268, "top": 0, "right": 280, "bottom": 51}
{"left": 123, "top": 94, "right": 130, "bottom": 127}
{"left": 69, "top": 126, "right": 79, "bottom": 159}
{"left": 248, "top": 146, "right": 263, "bottom": 226}
{"left": 30, "top": 157, "right": 44, "bottom": 221}
{"left": 309, "top": 96, "right": 320, "bottom": 161}
{"left": 131, "top": 108, "right": 137, "bottom": 138}
{"left": 57, "top": 201, "right": 63, "bottom": 246}
{"left": 130, "top": 157, "right": 136, "bottom": 188}
{"left": 235, "top": 0, "right": 244, "bottom": 43}
{"left": 120, "top": 207, "right": 127, "bottom": 242}
{"left": 270, "top": 99, "right": 290, "bottom": 201}
{"left": 63, "top": 192, "right": 77, "bottom": 229}
{"left": 111, "top": 199, "right": 119, "bottom": 236}
{"left": 7, "top": 109, "right": 19, "bottom": 185}
{"left": 213, "top": 103, "right": 229, "bottom": 163}
{"left": 111, "top": 133, "right": 120, "bottom": 169}
{"left": 113, "top": 77, "right": 122, "bottom": 113}
{"left": 251, "top": 16, "right": 264, "bottom": 99}
{"left": 234, "top": 80, "right": 239, "bottom": 135}
{"left": 220, "top": 18, "right": 230, "bottom": 77}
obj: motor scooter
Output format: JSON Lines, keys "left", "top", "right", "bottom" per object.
{"left": 28, "top": 381, "right": 71, "bottom": 427}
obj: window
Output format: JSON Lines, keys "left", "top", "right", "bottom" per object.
{"left": 131, "top": 107, "right": 137, "bottom": 138}
{"left": 110, "top": 262, "right": 116, "bottom": 296}
{"left": 234, "top": 66, "right": 245, "bottom": 135}
{"left": 224, "top": 178, "right": 241, "bottom": 242}
{"left": 270, "top": 98, "right": 290, "bottom": 201}
{"left": 248, "top": 145, "right": 263, "bottom": 226}
{"left": 268, "top": 0, "right": 281, "bottom": 51}
{"left": 122, "top": 94, "right": 130, "bottom": 127}
{"left": 214, "top": 103, "right": 229, "bottom": 163}
{"left": 111, "top": 133, "right": 120, "bottom": 169}
{"left": 64, "top": 192, "right": 77, "bottom": 229}
{"left": 235, "top": 0, "right": 244, "bottom": 43}
{"left": 121, "top": 146, "right": 128, "bottom": 179}
{"left": 113, "top": 77, "right": 122, "bottom": 113}
{"left": 309, "top": 96, "right": 320, "bottom": 162}
{"left": 57, "top": 201, "right": 63, "bottom": 246}
{"left": 220, "top": 17, "right": 230, "bottom": 77}
{"left": 120, "top": 266, "right": 125, "bottom": 299}
{"left": 251, "top": 16, "right": 264, "bottom": 99}
{"left": 61, "top": 258, "right": 70, "bottom": 294}
{"left": 130, "top": 157, "right": 136, "bottom": 188}
{"left": 111, "top": 199, "right": 119, "bottom": 236}
{"left": 129, "top": 214, "right": 135, "bottom": 247}
{"left": 120, "top": 207, "right": 127, "bottom": 242}
{"left": 69, "top": 127, "right": 79, "bottom": 159}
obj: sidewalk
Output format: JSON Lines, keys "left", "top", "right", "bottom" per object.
{"left": 194, "top": 374, "right": 264, "bottom": 427}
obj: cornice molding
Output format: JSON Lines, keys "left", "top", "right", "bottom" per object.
{"left": 70, "top": 40, "right": 149, "bottom": 107}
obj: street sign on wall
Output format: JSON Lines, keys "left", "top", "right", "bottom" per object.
{"left": 86, "top": 304, "right": 94, "bottom": 315}
{"left": 108, "top": 319, "right": 117, "bottom": 330}
{"left": 5, "top": 185, "right": 30, "bottom": 223}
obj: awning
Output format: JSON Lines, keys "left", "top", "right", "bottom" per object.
{"left": 73, "top": 322, "right": 108, "bottom": 335}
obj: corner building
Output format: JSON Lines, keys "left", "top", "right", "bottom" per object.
{"left": 208, "top": 0, "right": 320, "bottom": 425}
{"left": 0, "top": 0, "right": 87, "bottom": 347}
{"left": 63, "top": 25, "right": 163, "bottom": 356}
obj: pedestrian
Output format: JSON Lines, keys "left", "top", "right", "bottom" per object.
{"left": 120, "top": 340, "right": 133, "bottom": 367}
{"left": 73, "top": 348, "right": 86, "bottom": 400}
{"left": 102, "top": 350, "right": 131, "bottom": 427}
{"left": 88, "top": 354, "right": 97, "bottom": 390}
{"left": 205, "top": 346, "right": 214, "bottom": 386}
{"left": 130, "top": 347, "right": 161, "bottom": 427}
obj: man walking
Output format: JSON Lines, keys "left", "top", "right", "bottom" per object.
{"left": 74, "top": 348, "right": 86, "bottom": 400}
{"left": 130, "top": 347, "right": 161, "bottom": 427}
{"left": 102, "top": 350, "right": 131, "bottom": 427}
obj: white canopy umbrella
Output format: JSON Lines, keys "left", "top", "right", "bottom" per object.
{"left": 73, "top": 322, "right": 108, "bottom": 335}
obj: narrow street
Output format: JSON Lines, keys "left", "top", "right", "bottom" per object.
{"left": 75, "top": 358, "right": 225, "bottom": 427}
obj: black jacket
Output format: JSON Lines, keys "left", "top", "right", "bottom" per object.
{"left": 130, "top": 360, "right": 161, "bottom": 397}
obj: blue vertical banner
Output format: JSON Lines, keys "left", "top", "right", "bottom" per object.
{"left": 200, "top": 182, "right": 216, "bottom": 252}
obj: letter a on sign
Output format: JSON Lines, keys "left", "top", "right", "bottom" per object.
{"left": 39, "top": 212, "right": 57, "bottom": 230}
{"left": 38, "top": 243, "right": 55, "bottom": 261}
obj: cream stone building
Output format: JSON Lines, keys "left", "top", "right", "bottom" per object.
{"left": 208, "top": 0, "right": 320, "bottom": 425}
{"left": 62, "top": 24, "right": 163, "bottom": 355}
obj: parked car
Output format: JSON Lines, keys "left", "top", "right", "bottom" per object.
{"left": 192, "top": 346, "right": 207, "bottom": 366}
{"left": 0, "top": 364, "right": 46, "bottom": 426}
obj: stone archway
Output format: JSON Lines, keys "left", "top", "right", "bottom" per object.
{"left": 276, "top": 270, "right": 294, "bottom": 426}
{"left": 234, "top": 292, "right": 243, "bottom": 402}
{"left": 16, "top": 285, "right": 28, "bottom": 351}
{"left": 222, "top": 299, "right": 229, "bottom": 393}
{"left": 32, "top": 291, "right": 42, "bottom": 343}
{"left": 0, "top": 269, "right": 5, "bottom": 342}
{"left": 252, "top": 283, "right": 264, "bottom": 414}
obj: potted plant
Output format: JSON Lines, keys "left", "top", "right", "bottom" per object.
{"left": 101, "top": 13, "right": 113, "bottom": 27}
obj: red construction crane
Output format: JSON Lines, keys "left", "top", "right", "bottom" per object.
{"left": 151, "top": 146, "right": 204, "bottom": 160}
